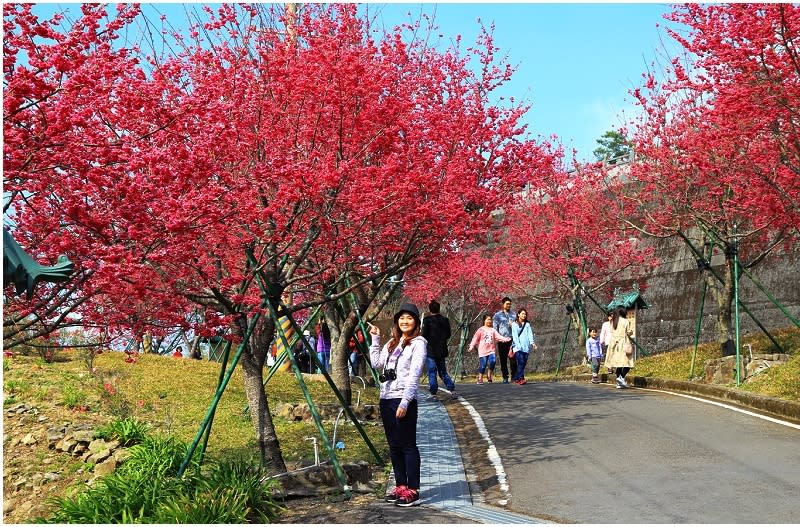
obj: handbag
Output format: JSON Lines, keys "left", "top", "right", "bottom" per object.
{"left": 623, "top": 340, "right": 633, "bottom": 357}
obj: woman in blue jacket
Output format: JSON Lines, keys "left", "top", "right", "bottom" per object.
{"left": 511, "top": 308, "right": 536, "bottom": 385}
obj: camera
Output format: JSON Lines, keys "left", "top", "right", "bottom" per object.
{"left": 379, "top": 369, "right": 397, "bottom": 382}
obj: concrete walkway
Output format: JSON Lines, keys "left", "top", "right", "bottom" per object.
{"left": 411, "top": 393, "right": 547, "bottom": 524}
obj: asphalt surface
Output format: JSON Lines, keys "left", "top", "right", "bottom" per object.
{"left": 456, "top": 380, "right": 800, "bottom": 523}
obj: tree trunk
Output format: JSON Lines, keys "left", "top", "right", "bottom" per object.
{"left": 324, "top": 303, "right": 356, "bottom": 405}
{"left": 710, "top": 256, "right": 736, "bottom": 345}
{"left": 235, "top": 314, "right": 287, "bottom": 473}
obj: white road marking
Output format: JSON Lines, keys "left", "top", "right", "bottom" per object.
{"left": 637, "top": 387, "right": 800, "bottom": 430}
{"left": 457, "top": 397, "right": 511, "bottom": 501}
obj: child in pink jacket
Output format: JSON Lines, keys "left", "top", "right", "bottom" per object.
{"left": 469, "top": 314, "right": 512, "bottom": 384}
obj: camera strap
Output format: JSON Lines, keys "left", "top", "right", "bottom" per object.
{"left": 385, "top": 345, "right": 404, "bottom": 371}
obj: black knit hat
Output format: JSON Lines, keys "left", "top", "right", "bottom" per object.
{"left": 394, "top": 302, "right": 421, "bottom": 326}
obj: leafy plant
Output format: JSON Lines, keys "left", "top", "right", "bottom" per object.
{"left": 43, "top": 434, "right": 281, "bottom": 524}
{"left": 95, "top": 418, "right": 150, "bottom": 446}
{"left": 4, "top": 378, "right": 30, "bottom": 394}
{"left": 44, "top": 435, "right": 189, "bottom": 523}
{"left": 61, "top": 383, "right": 88, "bottom": 410}
{"left": 157, "top": 460, "right": 283, "bottom": 523}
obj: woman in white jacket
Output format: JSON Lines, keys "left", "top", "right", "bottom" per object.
{"left": 368, "top": 303, "right": 427, "bottom": 507}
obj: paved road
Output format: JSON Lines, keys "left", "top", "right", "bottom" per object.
{"left": 457, "top": 380, "right": 800, "bottom": 523}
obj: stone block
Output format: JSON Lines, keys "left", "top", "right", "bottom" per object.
{"left": 93, "top": 458, "right": 118, "bottom": 477}
{"left": 267, "top": 462, "right": 374, "bottom": 498}
{"left": 87, "top": 439, "right": 108, "bottom": 453}
{"left": 276, "top": 403, "right": 294, "bottom": 420}
{"left": 71, "top": 430, "right": 95, "bottom": 442}
{"left": 704, "top": 356, "right": 745, "bottom": 385}
{"left": 46, "top": 427, "right": 65, "bottom": 444}
{"left": 87, "top": 449, "right": 112, "bottom": 464}
{"left": 113, "top": 447, "right": 131, "bottom": 463}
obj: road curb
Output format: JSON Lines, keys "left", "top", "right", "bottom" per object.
{"left": 557, "top": 373, "right": 800, "bottom": 425}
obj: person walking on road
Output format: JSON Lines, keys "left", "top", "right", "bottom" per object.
{"left": 586, "top": 327, "right": 603, "bottom": 384}
{"left": 368, "top": 303, "right": 427, "bottom": 507}
{"left": 493, "top": 296, "right": 517, "bottom": 383}
{"left": 604, "top": 307, "right": 634, "bottom": 388}
{"left": 421, "top": 300, "right": 458, "bottom": 399}
{"left": 470, "top": 314, "right": 511, "bottom": 385}
{"left": 511, "top": 308, "right": 536, "bottom": 385}
{"left": 599, "top": 311, "right": 613, "bottom": 374}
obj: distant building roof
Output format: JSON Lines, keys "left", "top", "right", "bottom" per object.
{"left": 3, "top": 228, "right": 73, "bottom": 299}
{"left": 607, "top": 285, "right": 649, "bottom": 311}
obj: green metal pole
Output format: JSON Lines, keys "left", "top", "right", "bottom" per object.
{"left": 243, "top": 251, "right": 383, "bottom": 466}
{"left": 555, "top": 318, "right": 571, "bottom": 377}
{"left": 198, "top": 340, "right": 233, "bottom": 464}
{"left": 178, "top": 309, "right": 263, "bottom": 477}
{"left": 696, "top": 224, "right": 799, "bottom": 329}
{"left": 690, "top": 280, "right": 708, "bottom": 380}
{"left": 739, "top": 265, "right": 800, "bottom": 328}
{"left": 266, "top": 302, "right": 352, "bottom": 499}
{"left": 275, "top": 301, "right": 384, "bottom": 466}
{"left": 677, "top": 230, "right": 785, "bottom": 354}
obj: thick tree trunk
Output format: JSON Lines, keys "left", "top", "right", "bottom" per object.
{"left": 323, "top": 303, "right": 357, "bottom": 405}
{"left": 709, "top": 257, "right": 735, "bottom": 346}
{"left": 234, "top": 314, "right": 287, "bottom": 473}
{"left": 330, "top": 335, "right": 352, "bottom": 404}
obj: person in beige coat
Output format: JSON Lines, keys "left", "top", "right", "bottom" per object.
{"left": 604, "top": 307, "right": 634, "bottom": 388}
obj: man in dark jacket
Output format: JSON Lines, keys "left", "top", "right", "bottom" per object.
{"left": 421, "top": 300, "right": 458, "bottom": 399}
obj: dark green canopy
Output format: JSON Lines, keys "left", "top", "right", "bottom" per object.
{"left": 3, "top": 228, "right": 73, "bottom": 300}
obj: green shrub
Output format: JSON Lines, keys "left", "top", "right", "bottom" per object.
{"left": 95, "top": 418, "right": 150, "bottom": 446}
{"left": 155, "top": 487, "right": 254, "bottom": 523}
{"left": 199, "top": 458, "right": 284, "bottom": 523}
{"left": 61, "top": 383, "right": 88, "bottom": 410}
{"left": 43, "top": 433, "right": 282, "bottom": 524}
{"left": 5, "top": 378, "right": 30, "bottom": 394}
{"left": 44, "top": 435, "right": 190, "bottom": 523}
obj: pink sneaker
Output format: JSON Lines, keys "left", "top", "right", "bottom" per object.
{"left": 395, "top": 488, "right": 420, "bottom": 507}
{"left": 385, "top": 484, "right": 407, "bottom": 503}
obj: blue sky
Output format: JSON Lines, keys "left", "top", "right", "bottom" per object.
{"left": 30, "top": 2, "right": 679, "bottom": 162}
{"left": 369, "top": 3, "right": 679, "bottom": 162}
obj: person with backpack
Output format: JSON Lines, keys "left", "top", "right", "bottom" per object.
{"left": 421, "top": 300, "right": 458, "bottom": 400}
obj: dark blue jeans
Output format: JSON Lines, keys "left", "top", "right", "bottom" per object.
{"left": 511, "top": 351, "right": 529, "bottom": 381}
{"left": 478, "top": 354, "right": 496, "bottom": 373}
{"left": 379, "top": 398, "right": 421, "bottom": 489}
{"left": 427, "top": 356, "right": 455, "bottom": 394}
